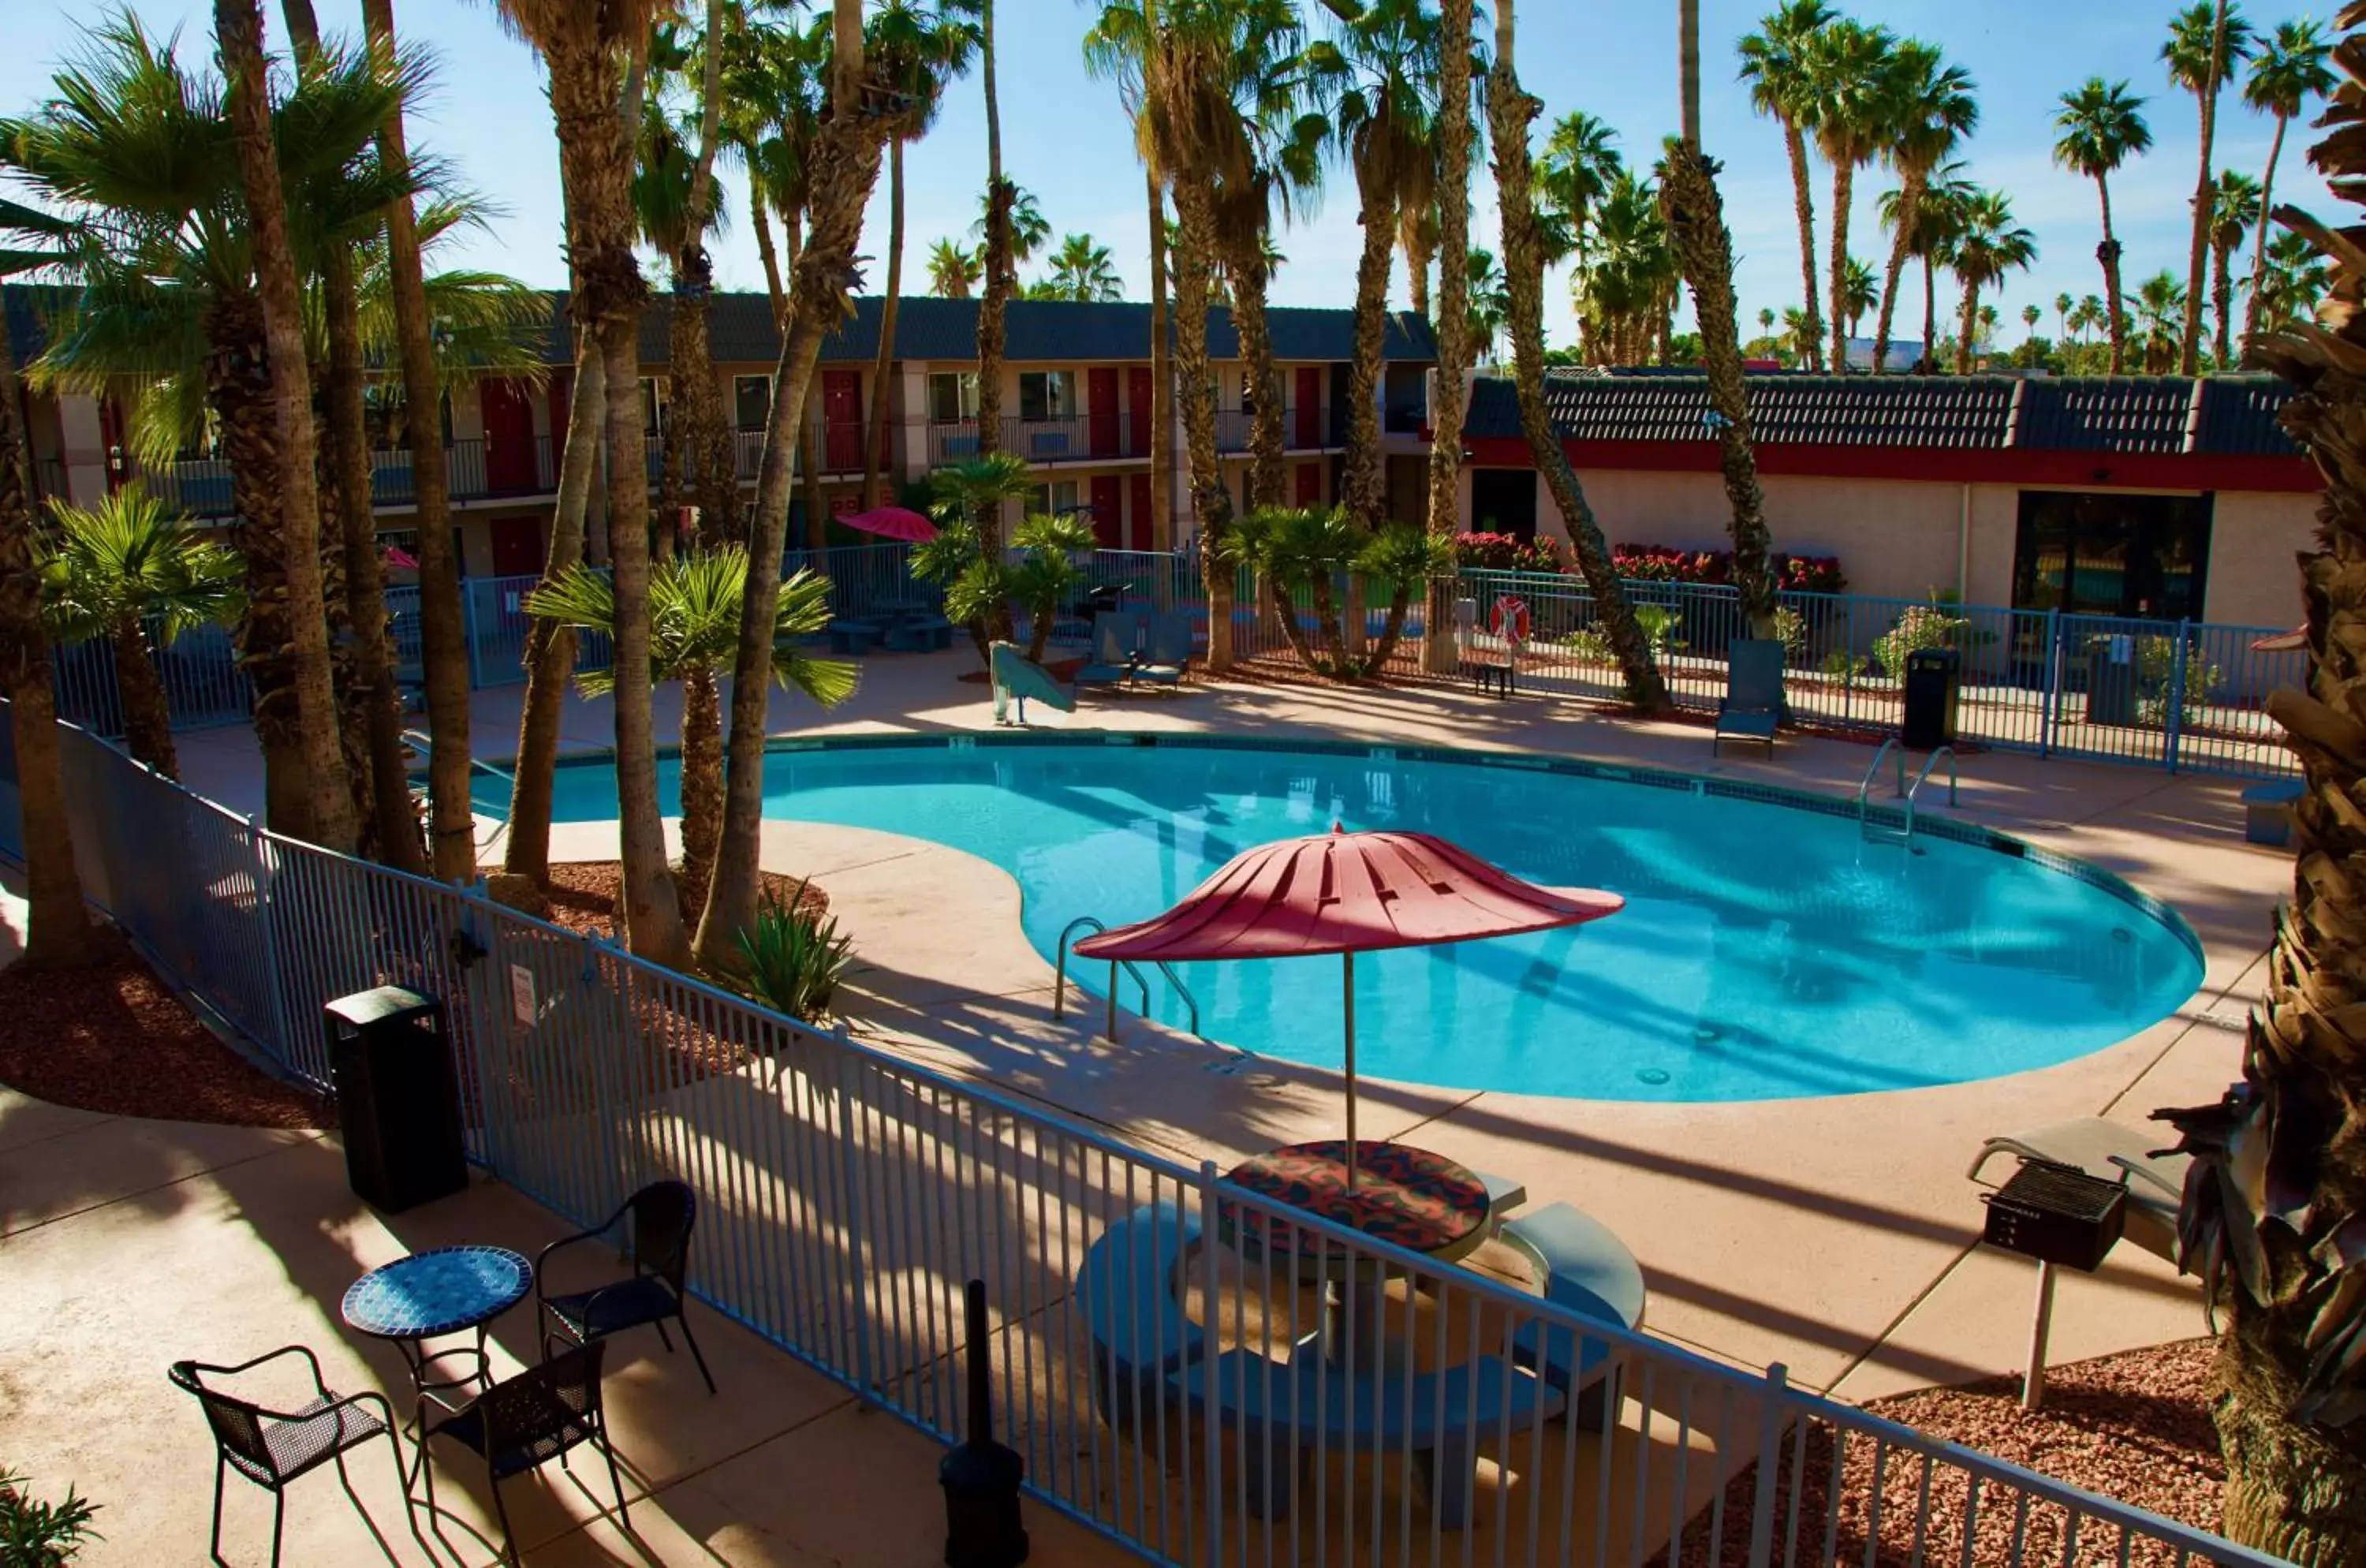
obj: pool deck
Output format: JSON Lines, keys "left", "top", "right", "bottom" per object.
{"left": 166, "top": 650, "right": 2277, "bottom": 1405}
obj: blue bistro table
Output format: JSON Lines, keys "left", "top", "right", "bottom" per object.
{"left": 342, "top": 1245, "right": 532, "bottom": 1472}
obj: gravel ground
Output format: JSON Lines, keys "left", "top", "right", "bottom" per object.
{"left": 1661, "top": 1338, "right": 2223, "bottom": 1566}
{"left": 0, "top": 935, "right": 330, "bottom": 1129}
{"left": 539, "top": 861, "right": 828, "bottom": 939}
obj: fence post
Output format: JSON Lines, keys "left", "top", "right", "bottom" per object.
{"left": 2166, "top": 622, "right": 2190, "bottom": 775}
{"left": 1844, "top": 595, "right": 1857, "bottom": 730}
{"left": 832, "top": 1051, "right": 876, "bottom": 1401}
{"left": 246, "top": 813, "right": 296, "bottom": 1064}
{"left": 461, "top": 577, "right": 483, "bottom": 689}
{"left": 2041, "top": 610, "right": 2060, "bottom": 756}
{"left": 1744, "top": 1361, "right": 1790, "bottom": 1567}
{"left": 1199, "top": 1159, "right": 1227, "bottom": 1566}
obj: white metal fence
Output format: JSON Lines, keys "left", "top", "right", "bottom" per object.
{"left": 0, "top": 707, "right": 2284, "bottom": 1566}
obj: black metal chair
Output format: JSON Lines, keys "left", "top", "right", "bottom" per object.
{"left": 535, "top": 1179, "right": 715, "bottom": 1394}
{"left": 418, "top": 1341, "right": 628, "bottom": 1564}
{"left": 169, "top": 1345, "right": 423, "bottom": 1567}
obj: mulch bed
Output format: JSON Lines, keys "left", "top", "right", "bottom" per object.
{"left": 0, "top": 935, "right": 330, "bottom": 1129}
{"left": 1659, "top": 1338, "right": 2223, "bottom": 1567}
{"left": 535, "top": 861, "right": 827, "bottom": 939}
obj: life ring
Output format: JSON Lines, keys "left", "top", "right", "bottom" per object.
{"left": 1491, "top": 595, "right": 1531, "bottom": 646}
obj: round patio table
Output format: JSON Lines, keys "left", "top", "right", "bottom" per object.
{"left": 342, "top": 1245, "right": 532, "bottom": 1473}
{"left": 1218, "top": 1139, "right": 1491, "bottom": 1270}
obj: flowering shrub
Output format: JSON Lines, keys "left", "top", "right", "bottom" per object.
{"left": 1454, "top": 532, "right": 1564, "bottom": 574}
{"left": 1872, "top": 602, "right": 1967, "bottom": 678}
{"left": 1610, "top": 543, "right": 1847, "bottom": 595}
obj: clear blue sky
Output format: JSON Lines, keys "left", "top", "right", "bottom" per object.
{"left": 2, "top": 0, "right": 2344, "bottom": 347}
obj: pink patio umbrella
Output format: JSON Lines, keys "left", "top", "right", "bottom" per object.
{"left": 1074, "top": 825, "right": 1623, "bottom": 1185}
{"left": 841, "top": 506, "right": 938, "bottom": 543}
{"left": 2252, "top": 627, "right": 2306, "bottom": 653}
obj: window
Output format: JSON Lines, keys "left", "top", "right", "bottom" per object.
{"left": 928, "top": 371, "right": 980, "bottom": 422}
{"left": 1038, "top": 480, "right": 1080, "bottom": 515}
{"left": 2011, "top": 490, "right": 2214, "bottom": 621}
{"left": 734, "top": 375, "right": 771, "bottom": 431}
{"left": 1020, "top": 370, "right": 1077, "bottom": 423}
{"left": 639, "top": 377, "right": 666, "bottom": 434}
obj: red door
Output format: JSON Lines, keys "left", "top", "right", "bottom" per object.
{"left": 481, "top": 379, "right": 539, "bottom": 492}
{"left": 822, "top": 370, "right": 863, "bottom": 472}
{"left": 1292, "top": 366, "right": 1322, "bottom": 449}
{"left": 1128, "top": 471, "right": 1153, "bottom": 551}
{"left": 1293, "top": 461, "right": 1322, "bottom": 508}
{"left": 1088, "top": 368, "right": 1120, "bottom": 457}
{"left": 1088, "top": 474, "right": 1122, "bottom": 548}
{"left": 489, "top": 514, "right": 545, "bottom": 577}
{"left": 1126, "top": 367, "right": 1152, "bottom": 457}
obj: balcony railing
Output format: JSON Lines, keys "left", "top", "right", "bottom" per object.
{"left": 144, "top": 435, "right": 557, "bottom": 519}
{"left": 1212, "top": 405, "right": 1337, "bottom": 454}
{"left": 927, "top": 415, "right": 1154, "bottom": 468}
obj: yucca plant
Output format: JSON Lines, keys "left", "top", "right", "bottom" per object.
{"left": 1218, "top": 506, "right": 1449, "bottom": 679}
{"left": 914, "top": 505, "right": 1097, "bottom": 665}
{"left": 527, "top": 553, "right": 856, "bottom": 922}
{"left": 39, "top": 484, "right": 241, "bottom": 779}
{"left": 733, "top": 882, "right": 853, "bottom": 1021}
{"left": 0, "top": 1466, "right": 100, "bottom": 1564}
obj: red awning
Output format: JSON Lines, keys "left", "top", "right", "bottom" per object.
{"left": 1072, "top": 827, "right": 1624, "bottom": 964}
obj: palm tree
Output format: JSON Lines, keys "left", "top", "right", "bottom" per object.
{"left": 1464, "top": 248, "right": 1509, "bottom": 362}
{"left": 1841, "top": 256, "right": 1879, "bottom": 342}
{"left": 2208, "top": 167, "right": 2263, "bottom": 367}
{"left": 972, "top": 182, "right": 1050, "bottom": 275}
{"left": 1737, "top": 1, "right": 1836, "bottom": 372}
{"left": 531, "top": 554, "right": 853, "bottom": 921}
{"left": 2054, "top": 78, "right": 2153, "bottom": 374}
{"left": 1485, "top": 0, "right": 1664, "bottom": 704}
{"left": 2019, "top": 301, "right": 2043, "bottom": 367}
{"left": 1869, "top": 39, "right": 1976, "bottom": 377}
{"left": 1805, "top": 19, "right": 1899, "bottom": 376}
{"left": 1422, "top": 0, "right": 1475, "bottom": 673}
{"left": 2133, "top": 269, "right": 2189, "bottom": 371}
{"left": 1942, "top": 188, "right": 2035, "bottom": 374}
{"left": 1043, "top": 233, "right": 1124, "bottom": 301}
{"left": 925, "top": 237, "right": 982, "bottom": 296}
{"left": 1577, "top": 171, "right": 1680, "bottom": 365}
{"left": 37, "top": 487, "right": 241, "bottom": 780}
{"left": 860, "top": 0, "right": 980, "bottom": 510}
{"left": 634, "top": 101, "right": 730, "bottom": 561}
{"left": 1539, "top": 111, "right": 1621, "bottom": 262}
{"left": 972, "top": 0, "right": 1014, "bottom": 526}
{"left": 2164, "top": 1, "right": 2256, "bottom": 373}
{"left": 2241, "top": 19, "right": 2334, "bottom": 345}
{"left": 1304, "top": 0, "right": 1438, "bottom": 536}
{"left": 2055, "top": 289, "right": 2073, "bottom": 344}
{"left": 2254, "top": 228, "right": 2329, "bottom": 334}
{"left": 1874, "top": 161, "right": 1968, "bottom": 375}
{"left": 701, "top": 0, "right": 888, "bottom": 967}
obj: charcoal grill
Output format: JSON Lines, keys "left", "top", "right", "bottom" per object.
{"left": 1974, "top": 1155, "right": 2133, "bottom": 1413}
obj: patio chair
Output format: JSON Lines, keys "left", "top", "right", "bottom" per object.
{"left": 1133, "top": 612, "right": 1195, "bottom": 685}
{"left": 1968, "top": 1118, "right": 2189, "bottom": 1261}
{"left": 1075, "top": 612, "right": 1143, "bottom": 691}
{"left": 1714, "top": 640, "right": 1786, "bottom": 756}
{"left": 536, "top": 1179, "right": 715, "bottom": 1394}
{"left": 169, "top": 1344, "right": 420, "bottom": 1568}
{"left": 418, "top": 1342, "right": 628, "bottom": 1565}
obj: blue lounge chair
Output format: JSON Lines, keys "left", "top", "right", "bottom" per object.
{"left": 1133, "top": 613, "right": 1194, "bottom": 685}
{"left": 1076, "top": 612, "right": 1142, "bottom": 692}
{"left": 1714, "top": 639, "right": 1786, "bottom": 756}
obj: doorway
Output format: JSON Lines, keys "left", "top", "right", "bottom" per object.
{"left": 1469, "top": 468, "right": 1538, "bottom": 540}
{"left": 822, "top": 371, "right": 863, "bottom": 472}
{"left": 480, "top": 379, "right": 539, "bottom": 494}
{"left": 2011, "top": 490, "right": 2213, "bottom": 620}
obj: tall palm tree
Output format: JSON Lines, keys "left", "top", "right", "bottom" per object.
{"left": 700, "top": 0, "right": 887, "bottom": 966}
{"left": 1081, "top": 2, "right": 1175, "bottom": 551}
{"left": 1869, "top": 39, "right": 1976, "bottom": 377}
{"left": 634, "top": 93, "right": 734, "bottom": 560}
{"left": 38, "top": 487, "right": 241, "bottom": 780}
{"left": 1805, "top": 18, "right": 1899, "bottom": 377}
{"left": 975, "top": 0, "right": 1016, "bottom": 489}
{"left": 2164, "top": 1, "right": 2255, "bottom": 373}
{"left": 1485, "top": 0, "right": 1664, "bottom": 705}
{"left": 1421, "top": 0, "right": 1473, "bottom": 673}
{"left": 972, "top": 182, "right": 1050, "bottom": 271}
{"left": 2255, "top": 228, "right": 2329, "bottom": 335}
{"left": 2054, "top": 78, "right": 2153, "bottom": 374}
{"left": 1942, "top": 188, "right": 2035, "bottom": 374}
{"left": 860, "top": 0, "right": 980, "bottom": 510}
{"left": 2209, "top": 167, "right": 2262, "bottom": 368}
{"left": 1043, "top": 233, "right": 1124, "bottom": 300}
{"left": 1737, "top": 1, "right": 1835, "bottom": 372}
{"left": 531, "top": 554, "right": 853, "bottom": 922}
{"left": 2055, "top": 289, "right": 2073, "bottom": 344}
{"left": 1577, "top": 171, "right": 1680, "bottom": 365}
{"left": 2020, "top": 301, "right": 2043, "bottom": 365}
{"left": 2133, "top": 269, "right": 2189, "bottom": 372}
{"left": 924, "top": 237, "right": 982, "bottom": 296}
{"left": 1304, "top": 0, "right": 1438, "bottom": 536}
{"left": 1842, "top": 256, "right": 1878, "bottom": 342}
{"left": 2241, "top": 19, "right": 2334, "bottom": 345}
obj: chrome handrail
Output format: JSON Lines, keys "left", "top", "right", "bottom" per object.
{"left": 1052, "top": 915, "right": 1149, "bottom": 1041}
{"left": 402, "top": 729, "right": 517, "bottom": 787}
{"left": 1857, "top": 737, "right": 1901, "bottom": 820}
{"left": 1152, "top": 960, "right": 1202, "bottom": 1037}
{"left": 1905, "top": 745, "right": 1960, "bottom": 840}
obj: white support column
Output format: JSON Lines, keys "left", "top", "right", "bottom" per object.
{"left": 899, "top": 358, "right": 931, "bottom": 484}
{"left": 56, "top": 393, "right": 109, "bottom": 506}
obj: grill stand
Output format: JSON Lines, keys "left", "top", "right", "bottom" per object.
{"left": 2022, "top": 1260, "right": 2058, "bottom": 1411}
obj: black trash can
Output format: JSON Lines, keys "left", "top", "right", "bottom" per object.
{"left": 2084, "top": 637, "right": 2139, "bottom": 727}
{"left": 325, "top": 986, "right": 467, "bottom": 1214}
{"left": 1901, "top": 647, "right": 1961, "bottom": 751}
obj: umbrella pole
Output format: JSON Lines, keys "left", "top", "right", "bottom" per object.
{"left": 1343, "top": 950, "right": 1357, "bottom": 1191}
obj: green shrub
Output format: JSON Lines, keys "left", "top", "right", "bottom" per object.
{"left": 1820, "top": 648, "right": 1868, "bottom": 681}
{"left": 2133, "top": 635, "right": 2224, "bottom": 729}
{"left": 0, "top": 1468, "right": 99, "bottom": 1565}
{"left": 733, "top": 883, "right": 853, "bottom": 1021}
{"left": 1771, "top": 606, "right": 1808, "bottom": 657}
{"left": 1634, "top": 603, "right": 1685, "bottom": 657}
{"left": 1872, "top": 601, "right": 1966, "bottom": 678}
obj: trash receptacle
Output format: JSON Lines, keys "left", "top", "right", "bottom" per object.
{"left": 325, "top": 986, "right": 467, "bottom": 1214}
{"left": 1902, "top": 647, "right": 1960, "bottom": 751}
{"left": 2085, "top": 636, "right": 2138, "bottom": 727}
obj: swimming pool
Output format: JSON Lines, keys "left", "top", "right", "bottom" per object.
{"left": 513, "top": 736, "right": 2203, "bottom": 1103}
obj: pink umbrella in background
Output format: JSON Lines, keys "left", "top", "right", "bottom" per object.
{"left": 383, "top": 545, "right": 420, "bottom": 570}
{"left": 841, "top": 506, "right": 938, "bottom": 543}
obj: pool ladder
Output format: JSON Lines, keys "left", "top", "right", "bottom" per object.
{"left": 1857, "top": 741, "right": 1959, "bottom": 844}
{"left": 404, "top": 730, "right": 521, "bottom": 846}
{"left": 1053, "top": 916, "right": 1205, "bottom": 1042}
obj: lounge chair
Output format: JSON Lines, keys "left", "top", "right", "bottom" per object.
{"left": 1714, "top": 639, "right": 1785, "bottom": 756}
{"left": 1075, "top": 612, "right": 1142, "bottom": 691}
{"left": 1133, "top": 613, "right": 1194, "bottom": 685}
{"left": 1967, "top": 1118, "right": 2189, "bottom": 1262}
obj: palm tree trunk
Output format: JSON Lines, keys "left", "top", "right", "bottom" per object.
{"left": 2244, "top": 113, "right": 2290, "bottom": 346}
{"left": 1342, "top": 166, "right": 1395, "bottom": 536}
{"left": 861, "top": 138, "right": 905, "bottom": 510}
{"left": 2098, "top": 174, "right": 2129, "bottom": 374}
{"left": 1220, "top": 222, "right": 1286, "bottom": 510}
{"left": 1493, "top": 0, "right": 1666, "bottom": 707}
{"left": 1783, "top": 122, "right": 1827, "bottom": 373}
{"left": 503, "top": 349, "right": 598, "bottom": 886}
{"left": 1423, "top": 0, "right": 1476, "bottom": 676}
{"left": 1148, "top": 169, "right": 1174, "bottom": 550}
{"left": 779, "top": 211, "right": 830, "bottom": 552}
{"left": 2214, "top": 237, "right": 2237, "bottom": 368}
{"left": 1405, "top": 229, "right": 1432, "bottom": 322}
{"left": 1873, "top": 173, "right": 1923, "bottom": 378}
{"left": 1957, "top": 277, "right": 1980, "bottom": 375}
{"left": 109, "top": 619, "right": 177, "bottom": 778}
{"left": 2183, "top": 0, "right": 2231, "bottom": 375}
{"left": 675, "top": 662, "right": 722, "bottom": 924}
{"left": 1678, "top": 0, "right": 1700, "bottom": 147}
{"left": 363, "top": 0, "right": 472, "bottom": 879}
{"left": 1170, "top": 176, "right": 1235, "bottom": 670}
{"left": 976, "top": 0, "right": 1010, "bottom": 484}
{"left": 670, "top": 252, "right": 737, "bottom": 547}
{"left": 752, "top": 168, "right": 788, "bottom": 327}
{"left": 217, "top": 0, "right": 353, "bottom": 852}
{"left": 1827, "top": 159, "right": 1856, "bottom": 375}
{"left": 696, "top": 0, "right": 883, "bottom": 967}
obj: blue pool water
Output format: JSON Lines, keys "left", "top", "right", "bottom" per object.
{"left": 516, "top": 739, "right": 2202, "bottom": 1103}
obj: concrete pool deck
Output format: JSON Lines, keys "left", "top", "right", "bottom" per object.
{"left": 165, "top": 649, "right": 2278, "bottom": 1406}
